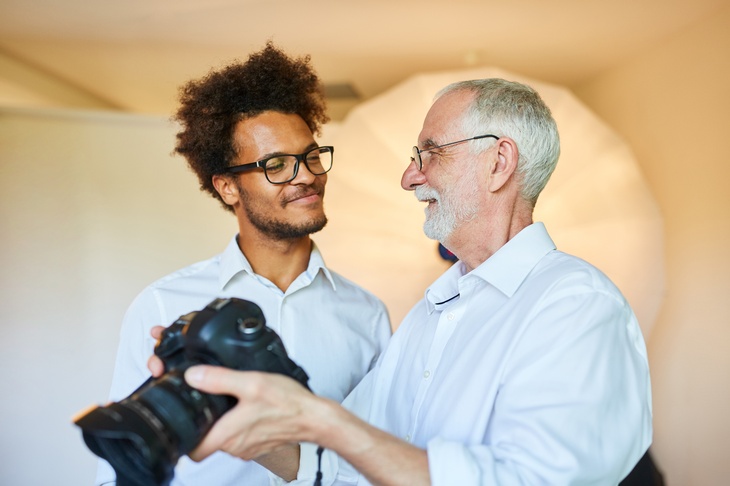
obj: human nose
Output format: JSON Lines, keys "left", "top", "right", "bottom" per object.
{"left": 290, "top": 159, "right": 318, "bottom": 184}
{"left": 401, "top": 158, "right": 426, "bottom": 191}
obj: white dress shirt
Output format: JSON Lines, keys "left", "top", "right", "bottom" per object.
{"left": 96, "top": 236, "right": 391, "bottom": 486}
{"left": 300, "top": 222, "right": 652, "bottom": 485}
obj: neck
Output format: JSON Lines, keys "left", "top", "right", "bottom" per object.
{"left": 236, "top": 233, "right": 313, "bottom": 292}
{"left": 446, "top": 196, "right": 533, "bottom": 272}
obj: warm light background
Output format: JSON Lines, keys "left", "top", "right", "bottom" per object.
{"left": 1, "top": 5, "right": 728, "bottom": 486}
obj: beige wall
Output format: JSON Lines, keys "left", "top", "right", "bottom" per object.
{"left": 574, "top": 5, "right": 730, "bottom": 484}
{"left": 0, "top": 108, "right": 236, "bottom": 485}
{"left": 0, "top": 50, "right": 117, "bottom": 110}
{"left": 2, "top": 7, "right": 729, "bottom": 484}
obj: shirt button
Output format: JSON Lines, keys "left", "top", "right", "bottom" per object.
{"left": 447, "top": 312, "right": 455, "bottom": 321}
{"left": 405, "top": 434, "right": 411, "bottom": 442}
{"left": 423, "top": 370, "right": 431, "bottom": 378}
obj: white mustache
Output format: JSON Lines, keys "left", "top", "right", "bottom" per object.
{"left": 415, "top": 185, "right": 440, "bottom": 203}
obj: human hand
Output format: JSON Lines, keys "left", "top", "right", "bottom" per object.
{"left": 183, "top": 365, "right": 317, "bottom": 462}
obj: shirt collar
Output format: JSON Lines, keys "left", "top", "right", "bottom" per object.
{"left": 424, "top": 222, "right": 556, "bottom": 312}
{"left": 218, "top": 235, "right": 336, "bottom": 291}
{"left": 424, "top": 261, "right": 467, "bottom": 314}
{"left": 471, "top": 222, "right": 556, "bottom": 296}
{"left": 307, "top": 243, "right": 337, "bottom": 290}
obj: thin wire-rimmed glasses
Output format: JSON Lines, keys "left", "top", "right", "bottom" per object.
{"left": 411, "top": 135, "right": 498, "bottom": 171}
{"left": 227, "top": 146, "right": 334, "bottom": 184}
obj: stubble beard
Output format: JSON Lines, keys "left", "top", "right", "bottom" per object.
{"left": 238, "top": 181, "right": 328, "bottom": 241}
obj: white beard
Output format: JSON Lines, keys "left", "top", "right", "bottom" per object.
{"left": 415, "top": 180, "right": 479, "bottom": 243}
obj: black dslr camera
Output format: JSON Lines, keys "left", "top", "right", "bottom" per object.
{"left": 74, "top": 297, "right": 310, "bottom": 486}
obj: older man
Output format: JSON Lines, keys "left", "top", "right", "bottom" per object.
{"left": 159, "top": 78, "right": 652, "bottom": 485}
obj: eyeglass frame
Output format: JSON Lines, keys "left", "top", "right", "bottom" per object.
{"left": 411, "top": 134, "right": 498, "bottom": 171}
{"left": 226, "top": 145, "right": 334, "bottom": 184}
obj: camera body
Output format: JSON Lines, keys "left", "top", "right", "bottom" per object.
{"left": 74, "top": 297, "right": 310, "bottom": 486}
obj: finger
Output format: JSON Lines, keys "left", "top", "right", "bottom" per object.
{"left": 150, "top": 325, "right": 165, "bottom": 340}
{"left": 184, "top": 368, "right": 288, "bottom": 460}
{"left": 189, "top": 435, "right": 219, "bottom": 461}
{"left": 184, "top": 365, "right": 261, "bottom": 397}
{"left": 147, "top": 355, "right": 165, "bottom": 377}
{"left": 191, "top": 415, "right": 285, "bottom": 462}
{"left": 189, "top": 402, "right": 256, "bottom": 461}
{"left": 184, "top": 368, "right": 239, "bottom": 462}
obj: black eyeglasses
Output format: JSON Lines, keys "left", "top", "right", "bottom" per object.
{"left": 411, "top": 135, "right": 498, "bottom": 171}
{"left": 227, "top": 146, "right": 334, "bottom": 184}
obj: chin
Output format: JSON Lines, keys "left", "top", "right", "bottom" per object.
{"left": 300, "top": 215, "right": 328, "bottom": 235}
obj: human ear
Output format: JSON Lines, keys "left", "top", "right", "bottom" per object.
{"left": 212, "top": 174, "right": 240, "bottom": 206}
{"left": 487, "top": 138, "right": 519, "bottom": 193}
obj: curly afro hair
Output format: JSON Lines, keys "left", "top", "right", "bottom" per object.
{"left": 174, "top": 42, "right": 329, "bottom": 211}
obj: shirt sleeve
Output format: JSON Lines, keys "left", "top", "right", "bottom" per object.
{"left": 370, "top": 302, "right": 393, "bottom": 369}
{"left": 427, "top": 286, "right": 652, "bottom": 485}
{"left": 107, "top": 289, "right": 162, "bottom": 400}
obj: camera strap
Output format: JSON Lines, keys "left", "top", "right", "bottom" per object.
{"left": 313, "top": 446, "right": 324, "bottom": 486}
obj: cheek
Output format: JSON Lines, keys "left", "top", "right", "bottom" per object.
{"left": 240, "top": 176, "right": 283, "bottom": 204}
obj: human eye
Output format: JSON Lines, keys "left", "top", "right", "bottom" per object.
{"left": 306, "top": 148, "right": 325, "bottom": 169}
{"left": 422, "top": 149, "right": 443, "bottom": 165}
{"left": 265, "top": 156, "right": 291, "bottom": 174}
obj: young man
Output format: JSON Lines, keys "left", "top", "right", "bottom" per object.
{"left": 96, "top": 43, "right": 391, "bottom": 486}
{"left": 167, "top": 78, "right": 652, "bottom": 485}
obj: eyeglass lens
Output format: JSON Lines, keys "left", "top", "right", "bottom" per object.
{"left": 411, "top": 147, "right": 422, "bottom": 170}
{"left": 265, "top": 147, "right": 333, "bottom": 183}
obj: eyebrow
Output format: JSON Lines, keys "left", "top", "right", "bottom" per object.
{"left": 420, "top": 138, "right": 439, "bottom": 150}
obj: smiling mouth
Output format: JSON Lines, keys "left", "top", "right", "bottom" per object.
{"left": 418, "top": 197, "right": 437, "bottom": 207}
{"left": 284, "top": 190, "right": 321, "bottom": 205}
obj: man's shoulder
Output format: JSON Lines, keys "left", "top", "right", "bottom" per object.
{"left": 144, "top": 253, "right": 223, "bottom": 292}
{"left": 542, "top": 250, "right": 613, "bottom": 280}
{"left": 531, "top": 250, "right": 626, "bottom": 302}
{"left": 125, "top": 253, "right": 224, "bottom": 322}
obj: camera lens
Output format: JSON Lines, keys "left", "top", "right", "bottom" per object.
{"left": 76, "top": 371, "right": 234, "bottom": 486}
{"left": 75, "top": 400, "right": 175, "bottom": 485}
{"left": 91, "top": 434, "right": 160, "bottom": 485}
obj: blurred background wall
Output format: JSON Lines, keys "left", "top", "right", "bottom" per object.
{"left": 574, "top": 10, "right": 730, "bottom": 483}
{"left": 0, "top": 2, "right": 728, "bottom": 485}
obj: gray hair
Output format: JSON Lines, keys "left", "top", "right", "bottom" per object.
{"left": 436, "top": 79, "right": 561, "bottom": 205}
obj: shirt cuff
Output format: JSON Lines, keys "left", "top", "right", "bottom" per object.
{"left": 295, "top": 442, "right": 332, "bottom": 485}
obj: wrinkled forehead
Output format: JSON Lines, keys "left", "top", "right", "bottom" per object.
{"left": 418, "top": 90, "right": 476, "bottom": 144}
